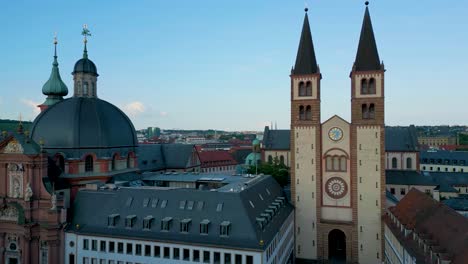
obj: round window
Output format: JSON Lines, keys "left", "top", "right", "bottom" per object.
{"left": 9, "top": 243, "right": 17, "bottom": 251}
{"left": 69, "top": 241, "right": 75, "bottom": 247}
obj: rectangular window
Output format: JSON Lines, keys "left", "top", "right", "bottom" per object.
{"left": 214, "top": 252, "right": 221, "bottom": 264}
{"left": 246, "top": 255, "right": 254, "bottom": 264}
{"left": 135, "top": 244, "right": 142, "bottom": 255}
{"left": 235, "top": 254, "right": 242, "bottom": 264}
{"left": 220, "top": 221, "right": 231, "bottom": 236}
{"left": 100, "top": 241, "right": 106, "bottom": 252}
{"left": 180, "top": 219, "right": 191, "bottom": 233}
{"left": 83, "top": 239, "right": 89, "bottom": 250}
{"left": 109, "top": 241, "right": 115, "bottom": 253}
{"left": 117, "top": 242, "right": 124, "bottom": 254}
{"left": 224, "top": 253, "right": 232, "bottom": 264}
{"left": 197, "top": 201, "right": 204, "bottom": 210}
{"left": 154, "top": 246, "right": 160, "bottom": 257}
{"left": 144, "top": 245, "right": 151, "bottom": 256}
{"left": 390, "top": 188, "right": 395, "bottom": 194}
{"left": 151, "top": 198, "right": 159, "bottom": 208}
{"left": 108, "top": 214, "right": 119, "bottom": 227}
{"left": 83, "top": 257, "right": 89, "bottom": 264}
{"left": 173, "top": 248, "right": 180, "bottom": 260}
{"left": 179, "top": 200, "right": 187, "bottom": 209}
{"left": 183, "top": 248, "right": 190, "bottom": 261}
{"left": 203, "top": 251, "right": 210, "bottom": 263}
{"left": 143, "top": 216, "right": 154, "bottom": 230}
{"left": 193, "top": 250, "right": 200, "bottom": 262}
{"left": 401, "top": 188, "right": 406, "bottom": 195}
{"left": 91, "top": 240, "right": 97, "bottom": 251}
{"left": 163, "top": 247, "right": 170, "bottom": 259}
{"left": 187, "top": 200, "right": 194, "bottom": 210}
{"left": 126, "top": 243, "right": 133, "bottom": 255}
{"left": 125, "top": 215, "right": 136, "bottom": 228}
{"left": 161, "top": 217, "right": 173, "bottom": 231}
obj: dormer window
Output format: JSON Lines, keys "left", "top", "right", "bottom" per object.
{"left": 125, "top": 215, "right": 136, "bottom": 228}
{"left": 180, "top": 219, "right": 192, "bottom": 233}
{"left": 256, "top": 217, "right": 266, "bottom": 230}
{"left": 108, "top": 214, "right": 120, "bottom": 227}
{"left": 143, "top": 216, "right": 154, "bottom": 230}
{"left": 220, "top": 221, "right": 231, "bottom": 237}
{"left": 161, "top": 217, "right": 173, "bottom": 231}
{"left": 200, "top": 219, "right": 210, "bottom": 235}
{"left": 85, "top": 155, "right": 93, "bottom": 172}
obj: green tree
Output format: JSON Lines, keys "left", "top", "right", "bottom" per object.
{"left": 247, "top": 161, "right": 289, "bottom": 187}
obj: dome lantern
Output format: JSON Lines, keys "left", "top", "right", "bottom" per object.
{"left": 73, "top": 25, "right": 99, "bottom": 98}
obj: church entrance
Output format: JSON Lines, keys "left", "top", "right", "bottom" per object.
{"left": 328, "top": 229, "right": 346, "bottom": 263}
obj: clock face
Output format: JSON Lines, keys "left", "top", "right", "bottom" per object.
{"left": 328, "top": 127, "right": 343, "bottom": 141}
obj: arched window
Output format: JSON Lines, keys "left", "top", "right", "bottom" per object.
{"left": 391, "top": 157, "right": 397, "bottom": 169}
{"left": 305, "top": 81, "right": 312, "bottom": 96}
{"left": 56, "top": 155, "right": 65, "bottom": 172}
{"left": 299, "top": 82, "right": 306, "bottom": 96}
{"left": 361, "top": 79, "right": 368, "bottom": 94}
{"left": 369, "top": 78, "right": 376, "bottom": 94}
{"left": 406, "top": 157, "right": 412, "bottom": 169}
{"left": 326, "top": 156, "right": 333, "bottom": 171}
{"left": 280, "top": 155, "right": 285, "bottom": 165}
{"left": 362, "top": 104, "right": 369, "bottom": 119}
{"left": 326, "top": 155, "right": 347, "bottom": 172}
{"left": 112, "top": 154, "right": 117, "bottom": 170}
{"left": 127, "top": 154, "right": 132, "bottom": 168}
{"left": 333, "top": 156, "right": 340, "bottom": 171}
{"left": 92, "top": 82, "right": 96, "bottom": 96}
{"left": 299, "top": 106, "right": 305, "bottom": 120}
{"left": 83, "top": 82, "right": 89, "bottom": 96}
{"left": 77, "top": 81, "right": 81, "bottom": 94}
{"left": 369, "top": 104, "right": 375, "bottom": 119}
{"left": 305, "top": 105, "right": 312, "bottom": 120}
{"left": 268, "top": 155, "right": 273, "bottom": 164}
{"left": 85, "top": 155, "right": 94, "bottom": 172}
{"left": 340, "top": 156, "right": 347, "bottom": 171}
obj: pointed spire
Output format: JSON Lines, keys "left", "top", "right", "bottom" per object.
{"left": 354, "top": 2, "right": 382, "bottom": 71}
{"left": 41, "top": 34, "right": 68, "bottom": 105}
{"left": 292, "top": 8, "right": 319, "bottom": 75}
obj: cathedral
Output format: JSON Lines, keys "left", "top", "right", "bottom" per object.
{"left": 290, "top": 3, "right": 385, "bottom": 263}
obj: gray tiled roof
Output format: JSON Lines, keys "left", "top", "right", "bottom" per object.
{"left": 386, "top": 170, "right": 468, "bottom": 187}
{"left": 68, "top": 175, "right": 293, "bottom": 250}
{"left": 138, "top": 144, "right": 199, "bottom": 172}
{"left": 262, "top": 127, "right": 290, "bottom": 150}
{"left": 443, "top": 197, "right": 468, "bottom": 211}
{"left": 385, "top": 126, "right": 419, "bottom": 152}
{"left": 420, "top": 150, "right": 468, "bottom": 166}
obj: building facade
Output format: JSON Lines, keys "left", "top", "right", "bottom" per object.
{"left": 291, "top": 4, "right": 385, "bottom": 263}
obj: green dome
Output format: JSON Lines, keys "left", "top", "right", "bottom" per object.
{"left": 252, "top": 138, "right": 260, "bottom": 146}
{"left": 42, "top": 55, "right": 68, "bottom": 97}
{"left": 245, "top": 152, "right": 261, "bottom": 166}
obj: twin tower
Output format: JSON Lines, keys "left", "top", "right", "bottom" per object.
{"left": 290, "top": 3, "right": 385, "bottom": 263}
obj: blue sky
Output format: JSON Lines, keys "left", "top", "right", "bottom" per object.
{"left": 1, "top": 0, "right": 467, "bottom": 131}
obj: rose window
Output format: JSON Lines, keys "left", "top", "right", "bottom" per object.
{"left": 325, "top": 177, "right": 348, "bottom": 199}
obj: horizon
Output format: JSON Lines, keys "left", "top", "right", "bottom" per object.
{"left": 1, "top": 0, "right": 467, "bottom": 130}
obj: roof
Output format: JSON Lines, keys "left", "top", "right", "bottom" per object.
{"left": 353, "top": 5, "right": 382, "bottom": 71}
{"left": 443, "top": 197, "right": 468, "bottom": 211}
{"left": 420, "top": 150, "right": 468, "bottom": 165}
{"left": 42, "top": 47, "right": 68, "bottom": 98}
{"left": 262, "top": 126, "right": 290, "bottom": 150}
{"left": 31, "top": 97, "right": 138, "bottom": 155}
{"left": 68, "top": 175, "right": 293, "bottom": 250}
{"left": 386, "top": 170, "right": 468, "bottom": 187}
{"left": 389, "top": 189, "right": 468, "bottom": 263}
{"left": 385, "top": 126, "right": 419, "bottom": 152}
{"left": 0, "top": 132, "right": 41, "bottom": 155}
{"left": 385, "top": 189, "right": 399, "bottom": 204}
{"left": 198, "top": 150, "right": 237, "bottom": 168}
{"left": 292, "top": 10, "right": 318, "bottom": 75}
{"left": 138, "top": 144, "right": 199, "bottom": 172}
{"left": 73, "top": 45, "right": 98, "bottom": 76}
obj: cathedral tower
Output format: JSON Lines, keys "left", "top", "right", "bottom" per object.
{"left": 290, "top": 7, "right": 322, "bottom": 261}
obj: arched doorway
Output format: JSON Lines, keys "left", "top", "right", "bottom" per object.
{"left": 328, "top": 229, "right": 346, "bottom": 263}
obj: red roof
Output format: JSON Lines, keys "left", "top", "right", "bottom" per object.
{"left": 389, "top": 188, "right": 468, "bottom": 263}
{"left": 197, "top": 150, "right": 237, "bottom": 168}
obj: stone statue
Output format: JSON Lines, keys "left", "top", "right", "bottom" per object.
{"left": 12, "top": 179, "right": 20, "bottom": 199}
{"left": 24, "top": 183, "right": 33, "bottom": 202}
{"left": 51, "top": 193, "right": 57, "bottom": 210}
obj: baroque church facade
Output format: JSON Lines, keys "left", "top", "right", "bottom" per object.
{"left": 291, "top": 4, "right": 385, "bottom": 263}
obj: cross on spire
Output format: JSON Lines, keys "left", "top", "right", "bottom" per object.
{"left": 81, "top": 24, "right": 91, "bottom": 58}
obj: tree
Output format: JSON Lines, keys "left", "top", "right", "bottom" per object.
{"left": 247, "top": 161, "right": 289, "bottom": 187}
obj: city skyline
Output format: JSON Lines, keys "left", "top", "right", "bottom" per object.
{"left": 1, "top": 0, "right": 467, "bottom": 131}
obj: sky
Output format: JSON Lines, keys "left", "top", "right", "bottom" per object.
{"left": 1, "top": 0, "right": 467, "bottom": 131}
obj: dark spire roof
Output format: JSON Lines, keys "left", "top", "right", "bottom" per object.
{"left": 354, "top": 3, "right": 382, "bottom": 71}
{"left": 292, "top": 9, "right": 318, "bottom": 75}
{"left": 41, "top": 37, "right": 68, "bottom": 106}
{"left": 73, "top": 36, "right": 98, "bottom": 76}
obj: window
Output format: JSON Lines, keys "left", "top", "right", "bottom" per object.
{"left": 183, "top": 249, "right": 190, "bottom": 261}
{"left": 161, "top": 200, "right": 167, "bottom": 208}
{"left": 214, "top": 252, "right": 221, "bottom": 264}
{"left": 83, "top": 82, "right": 89, "bottom": 95}
{"left": 246, "top": 255, "right": 254, "bottom": 264}
{"left": 298, "top": 81, "right": 305, "bottom": 96}
{"left": 85, "top": 155, "right": 93, "bottom": 172}
{"left": 117, "top": 242, "right": 124, "bottom": 254}
{"left": 125, "top": 215, "right": 136, "bottom": 228}
{"left": 235, "top": 254, "right": 242, "bottom": 264}
{"left": 220, "top": 221, "right": 231, "bottom": 237}
{"left": 200, "top": 219, "right": 210, "bottom": 234}
{"left": 361, "top": 78, "right": 368, "bottom": 94}
{"left": 390, "top": 188, "right": 395, "bottom": 194}
{"left": 197, "top": 201, "right": 204, "bottom": 210}
{"left": 340, "top": 156, "right": 347, "bottom": 171}
{"left": 299, "top": 105, "right": 305, "bottom": 120}
{"left": 154, "top": 246, "right": 160, "bottom": 257}
{"left": 126, "top": 243, "right": 133, "bottom": 255}
{"left": 305, "top": 105, "right": 312, "bottom": 120}
{"left": 83, "top": 239, "right": 89, "bottom": 250}
{"left": 406, "top": 157, "right": 412, "bottom": 169}
{"left": 163, "top": 247, "right": 170, "bottom": 259}
{"left": 325, "top": 155, "right": 347, "bottom": 172}
{"left": 305, "top": 81, "right": 312, "bottom": 96}
{"left": 216, "top": 203, "right": 223, "bottom": 212}
{"left": 369, "top": 104, "right": 375, "bottom": 119}
{"left": 368, "top": 78, "right": 376, "bottom": 94}
{"left": 111, "top": 154, "right": 117, "bottom": 170}
{"left": 280, "top": 155, "right": 285, "bottom": 165}
{"left": 109, "top": 242, "right": 115, "bottom": 253}
{"left": 392, "top": 158, "right": 398, "bottom": 169}
{"left": 56, "top": 155, "right": 65, "bottom": 172}
{"left": 224, "top": 253, "right": 232, "bottom": 264}
{"left": 127, "top": 154, "right": 132, "bottom": 168}
{"left": 161, "top": 217, "right": 173, "bottom": 231}
{"left": 143, "top": 216, "right": 154, "bottom": 230}
{"left": 401, "top": 188, "right": 406, "bottom": 195}
{"left": 187, "top": 201, "right": 194, "bottom": 210}
{"left": 100, "top": 241, "right": 106, "bottom": 252}
{"left": 173, "top": 248, "right": 180, "bottom": 260}
{"left": 180, "top": 219, "right": 191, "bottom": 233}
{"left": 91, "top": 240, "right": 97, "bottom": 251}
{"left": 179, "top": 200, "right": 186, "bottom": 209}
{"left": 108, "top": 214, "right": 119, "bottom": 226}
{"left": 362, "top": 104, "right": 369, "bottom": 119}
{"left": 193, "top": 250, "right": 200, "bottom": 262}
{"left": 268, "top": 155, "right": 273, "bottom": 164}
{"left": 203, "top": 251, "right": 210, "bottom": 263}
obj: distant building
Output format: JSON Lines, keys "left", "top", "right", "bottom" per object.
{"left": 197, "top": 149, "right": 237, "bottom": 174}
{"left": 138, "top": 144, "right": 201, "bottom": 173}
{"left": 261, "top": 126, "right": 290, "bottom": 167}
{"left": 385, "top": 188, "right": 468, "bottom": 264}
{"left": 420, "top": 150, "right": 467, "bottom": 173}
{"left": 418, "top": 136, "right": 456, "bottom": 148}
{"left": 65, "top": 175, "right": 294, "bottom": 264}
{"left": 385, "top": 126, "right": 419, "bottom": 171}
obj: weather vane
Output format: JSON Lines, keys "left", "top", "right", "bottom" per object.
{"left": 81, "top": 24, "right": 91, "bottom": 43}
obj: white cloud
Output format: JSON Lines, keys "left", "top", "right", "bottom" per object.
{"left": 20, "top": 98, "right": 40, "bottom": 118}
{"left": 122, "top": 101, "right": 145, "bottom": 117}
{"left": 159, "top": 111, "right": 168, "bottom": 117}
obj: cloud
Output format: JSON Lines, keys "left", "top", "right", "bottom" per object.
{"left": 159, "top": 111, "right": 168, "bottom": 117}
{"left": 20, "top": 98, "right": 40, "bottom": 118}
{"left": 122, "top": 101, "right": 145, "bottom": 117}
